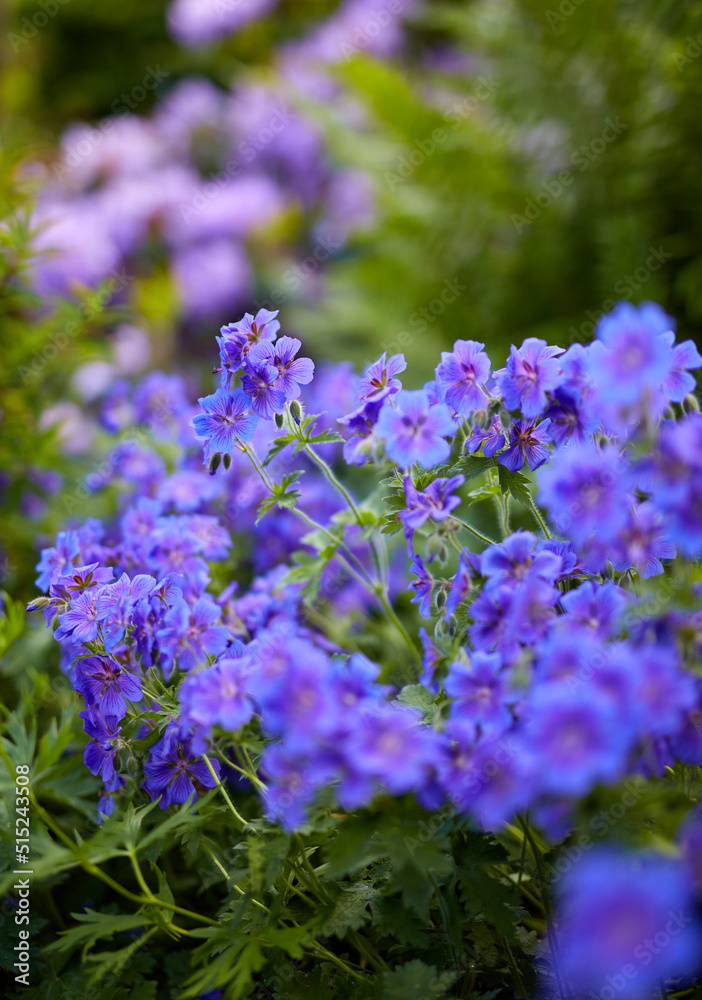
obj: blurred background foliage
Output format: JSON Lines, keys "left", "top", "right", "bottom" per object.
{"left": 2, "top": 0, "right": 702, "bottom": 593}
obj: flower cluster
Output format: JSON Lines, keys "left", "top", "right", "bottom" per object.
{"left": 31, "top": 300, "right": 702, "bottom": 991}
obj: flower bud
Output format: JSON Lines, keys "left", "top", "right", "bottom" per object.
{"left": 436, "top": 589, "right": 447, "bottom": 611}
{"left": 208, "top": 452, "right": 222, "bottom": 476}
{"left": 223, "top": 453, "right": 232, "bottom": 471}
{"left": 275, "top": 412, "right": 285, "bottom": 429}
{"left": 289, "top": 400, "right": 302, "bottom": 424}
{"left": 683, "top": 394, "right": 700, "bottom": 413}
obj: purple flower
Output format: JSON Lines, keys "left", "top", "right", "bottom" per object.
{"left": 400, "top": 473, "right": 465, "bottom": 532}
{"left": 480, "top": 530, "right": 561, "bottom": 591}
{"left": 221, "top": 309, "right": 280, "bottom": 355}
{"left": 74, "top": 656, "right": 142, "bottom": 721}
{"left": 445, "top": 652, "right": 511, "bottom": 733}
{"left": 179, "top": 658, "right": 254, "bottom": 735}
{"left": 357, "top": 351, "right": 407, "bottom": 404}
{"left": 81, "top": 710, "right": 122, "bottom": 783}
{"left": 553, "top": 849, "right": 702, "bottom": 999}
{"left": 466, "top": 414, "right": 506, "bottom": 457}
{"left": 36, "top": 530, "right": 81, "bottom": 592}
{"left": 409, "top": 554, "right": 433, "bottom": 617}
{"left": 50, "top": 563, "right": 114, "bottom": 599}
{"left": 248, "top": 335, "right": 314, "bottom": 400}
{"left": 444, "top": 730, "right": 531, "bottom": 829}
{"left": 240, "top": 361, "right": 286, "bottom": 419}
{"left": 543, "top": 386, "right": 596, "bottom": 447}
{"left": 191, "top": 388, "right": 258, "bottom": 454}
{"left": 611, "top": 501, "right": 676, "bottom": 578}
{"left": 494, "top": 337, "right": 564, "bottom": 418}
{"left": 376, "top": 390, "right": 457, "bottom": 468}
{"left": 435, "top": 339, "right": 491, "bottom": 414}
{"left": 523, "top": 684, "right": 632, "bottom": 796}
{"left": 156, "top": 596, "right": 230, "bottom": 675}
{"left": 661, "top": 330, "right": 702, "bottom": 401}
{"left": 142, "top": 726, "right": 220, "bottom": 810}
{"left": 338, "top": 398, "right": 384, "bottom": 466}
{"left": 558, "top": 581, "right": 628, "bottom": 639}
{"left": 261, "top": 745, "right": 333, "bottom": 830}
{"left": 648, "top": 413, "right": 702, "bottom": 559}
{"left": 537, "top": 439, "right": 633, "bottom": 556}
{"left": 339, "top": 704, "right": 439, "bottom": 806}
{"left": 587, "top": 302, "right": 675, "bottom": 435}
{"left": 498, "top": 418, "right": 552, "bottom": 472}
{"left": 445, "top": 549, "right": 475, "bottom": 618}
{"left": 55, "top": 589, "right": 102, "bottom": 644}
{"left": 217, "top": 309, "right": 280, "bottom": 388}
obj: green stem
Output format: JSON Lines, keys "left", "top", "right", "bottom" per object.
{"left": 303, "top": 443, "right": 384, "bottom": 580}
{"left": 451, "top": 516, "right": 497, "bottom": 546}
{"left": 529, "top": 499, "right": 551, "bottom": 538}
{"left": 202, "top": 754, "right": 251, "bottom": 829}
{"left": 377, "top": 589, "right": 422, "bottom": 667}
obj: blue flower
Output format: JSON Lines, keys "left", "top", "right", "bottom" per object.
{"left": 400, "top": 473, "right": 465, "bottom": 532}
{"left": 376, "top": 389, "right": 457, "bottom": 468}
{"left": 494, "top": 337, "right": 564, "bottom": 418}
{"left": 191, "top": 388, "right": 258, "bottom": 453}
{"left": 435, "top": 339, "right": 491, "bottom": 415}
{"left": 553, "top": 848, "right": 702, "bottom": 999}
{"left": 497, "top": 418, "right": 552, "bottom": 471}
{"left": 240, "top": 361, "right": 286, "bottom": 419}
{"left": 248, "top": 335, "right": 314, "bottom": 400}
{"left": 142, "top": 726, "right": 220, "bottom": 810}
{"left": 74, "top": 657, "right": 142, "bottom": 721}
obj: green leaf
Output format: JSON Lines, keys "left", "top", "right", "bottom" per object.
{"left": 257, "top": 472, "right": 304, "bottom": 520}
{"left": 395, "top": 684, "right": 436, "bottom": 717}
{"left": 262, "top": 434, "right": 294, "bottom": 467}
{"left": 381, "top": 960, "right": 458, "bottom": 1000}
{"left": 497, "top": 465, "right": 532, "bottom": 506}
{"left": 44, "top": 909, "right": 147, "bottom": 959}
{"left": 248, "top": 830, "right": 290, "bottom": 894}
{"left": 319, "top": 882, "right": 377, "bottom": 938}
{"left": 456, "top": 455, "right": 497, "bottom": 481}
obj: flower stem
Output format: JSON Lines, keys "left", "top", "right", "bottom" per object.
{"left": 451, "top": 516, "right": 497, "bottom": 546}
{"left": 202, "top": 754, "right": 250, "bottom": 829}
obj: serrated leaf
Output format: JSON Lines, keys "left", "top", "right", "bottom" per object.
{"left": 44, "top": 909, "right": 147, "bottom": 959}
{"left": 381, "top": 960, "right": 457, "bottom": 1000}
{"left": 497, "top": 465, "right": 532, "bottom": 506}
{"left": 248, "top": 830, "right": 290, "bottom": 894}
{"left": 395, "top": 685, "right": 435, "bottom": 716}
{"left": 456, "top": 455, "right": 497, "bottom": 481}
{"left": 262, "top": 434, "right": 294, "bottom": 467}
{"left": 319, "top": 882, "right": 376, "bottom": 938}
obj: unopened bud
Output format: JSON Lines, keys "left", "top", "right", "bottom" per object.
{"left": 436, "top": 589, "right": 447, "bottom": 611}
{"left": 683, "top": 393, "right": 700, "bottom": 413}
{"left": 289, "top": 400, "right": 302, "bottom": 424}
{"left": 208, "top": 452, "right": 222, "bottom": 476}
{"left": 223, "top": 453, "right": 232, "bottom": 471}
{"left": 27, "top": 596, "right": 52, "bottom": 612}
{"left": 275, "top": 412, "right": 284, "bottom": 429}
